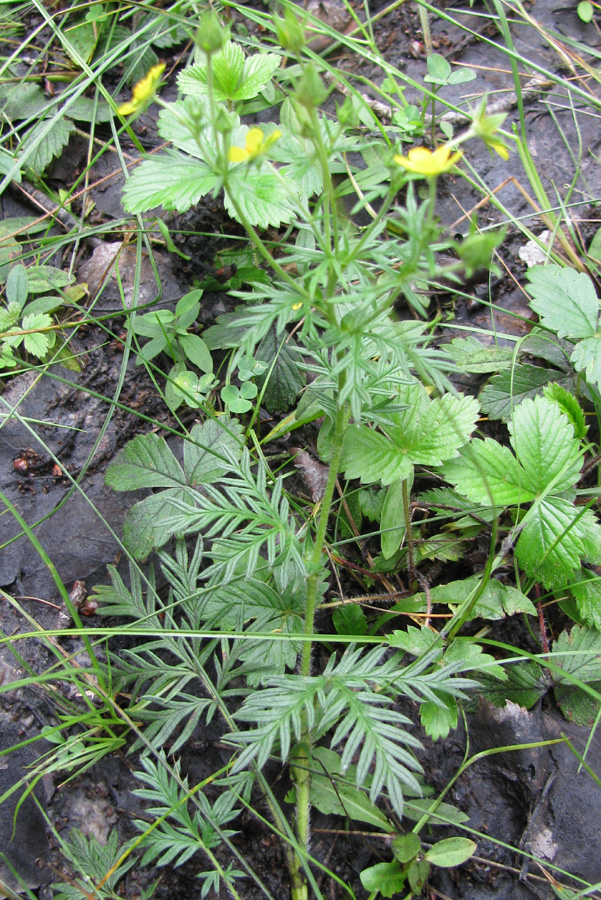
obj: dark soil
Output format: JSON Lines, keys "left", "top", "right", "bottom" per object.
{"left": 2, "top": 1, "right": 601, "bottom": 898}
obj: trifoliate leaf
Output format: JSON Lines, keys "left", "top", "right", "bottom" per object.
{"left": 178, "top": 44, "right": 280, "bottom": 103}
{"left": 21, "top": 312, "right": 52, "bottom": 358}
{"left": 508, "top": 395, "right": 583, "bottom": 494}
{"left": 479, "top": 364, "right": 567, "bottom": 422}
{"left": 122, "top": 151, "right": 219, "bottom": 214}
{"left": 341, "top": 383, "right": 478, "bottom": 486}
{"left": 526, "top": 264, "right": 599, "bottom": 339}
{"left": 543, "top": 383, "right": 587, "bottom": 440}
{"left": 106, "top": 432, "right": 185, "bottom": 491}
{"left": 24, "top": 116, "right": 75, "bottom": 177}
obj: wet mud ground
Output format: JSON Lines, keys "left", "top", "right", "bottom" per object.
{"left": 2, "top": 0, "right": 601, "bottom": 897}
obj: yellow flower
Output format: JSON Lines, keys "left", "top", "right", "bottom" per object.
{"left": 393, "top": 144, "right": 463, "bottom": 177}
{"left": 228, "top": 127, "right": 282, "bottom": 163}
{"left": 118, "top": 63, "right": 166, "bottom": 116}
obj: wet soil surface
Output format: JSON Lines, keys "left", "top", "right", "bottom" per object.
{"left": 2, "top": 0, "right": 601, "bottom": 898}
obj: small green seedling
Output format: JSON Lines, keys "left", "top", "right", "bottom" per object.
{"left": 130, "top": 289, "right": 211, "bottom": 370}
{"left": 221, "top": 356, "right": 268, "bottom": 413}
{"left": 0, "top": 263, "right": 66, "bottom": 367}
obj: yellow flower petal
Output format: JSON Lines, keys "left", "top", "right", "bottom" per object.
{"left": 245, "top": 127, "right": 264, "bottom": 155}
{"left": 394, "top": 144, "right": 462, "bottom": 177}
{"left": 228, "top": 145, "right": 249, "bottom": 163}
{"left": 117, "top": 63, "right": 165, "bottom": 116}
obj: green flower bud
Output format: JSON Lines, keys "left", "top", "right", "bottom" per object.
{"left": 295, "top": 65, "right": 328, "bottom": 111}
{"left": 274, "top": 8, "right": 306, "bottom": 55}
{"left": 195, "top": 11, "right": 229, "bottom": 54}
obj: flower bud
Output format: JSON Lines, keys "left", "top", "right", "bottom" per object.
{"left": 195, "top": 11, "right": 230, "bottom": 54}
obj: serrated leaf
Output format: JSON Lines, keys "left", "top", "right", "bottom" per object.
{"left": 420, "top": 696, "right": 458, "bottom": 740}
{"left": 255, "top": 325, "right": 304, "bottom": 413}
{"left": 23, "top": 116, "right": 75, "bottom": 177}
{"left": 236, "top": 52, "right": 281, "bottom": 100}
{"left": 123, "top": 152, "right": 219, "bottom": 214}
{"left": 569, "top": 568, "right": 601, "bottom": 630}
{"left": 358, "top": 488, "right": 384, "bottom": 522}
{"left": 360, "top": 861, "right": 405, "bottom": 898}
{"left": 21, "top": 312, "right": 52, "bottom": 357}
{"left": 183, "top": 418, "right": 244, "bottom": 485}
{"left": 509, "top": 396, "right": 583, "bottom": 494}
{"left": 122, "top": 488, "right": 189, "bottom": 558}
{"left": 0, "top": 82, "right": 48, "bottom": 120}
{"left": 479, "top": 364, "right": 565, "bottom": 422}
{"left": 106, "top": 432, "right": 184, "bottom": 491}
{"left": 410, "top": 575, "right": 535, "bottom": 621}
{"left": 444, "top": 440, "right": 533, "bottom": 506}
{"left": 553, "top": 625, "right": 601, "bottom": 724}
{"left": 445, "top": 336, "right": 514, "bottom": 373}
{"left": 478, "top": 660, "right": 546, "bottom": 708}
{"left": 342, "top": 425, "right": 413, "bottom": 485}
{"left": 554, "top": 681, "right": 601, "bottom": 725}
{"left": 527, "top": 264, "right": 598, "bottom": 339}
{"left": 570, "top": 335, "right": 601, "bottom": 390}
{"left": 424, "top": 837, "right": 477, "bottom": 867}
{"left": 342, "top": 384, "right": 478, "bottom": 486}
{"left": 553, "top": 625, "right": 601, "bottom": 682}
{"left": 224, "top": 169, "right": 297, "bottom": 228}
{"left": 517, "top": 497, "right": 591, "bottom": 589}
{"left": 332, "top": 604, "right": 368, "bottom": 636}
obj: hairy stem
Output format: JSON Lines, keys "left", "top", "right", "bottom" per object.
{"left": 289, "top": 399, "right": 349, "bottom": 900}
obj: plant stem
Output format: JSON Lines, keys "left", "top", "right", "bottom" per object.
{"left": 290, "top": 398, "right": 349, "bottom": 900}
